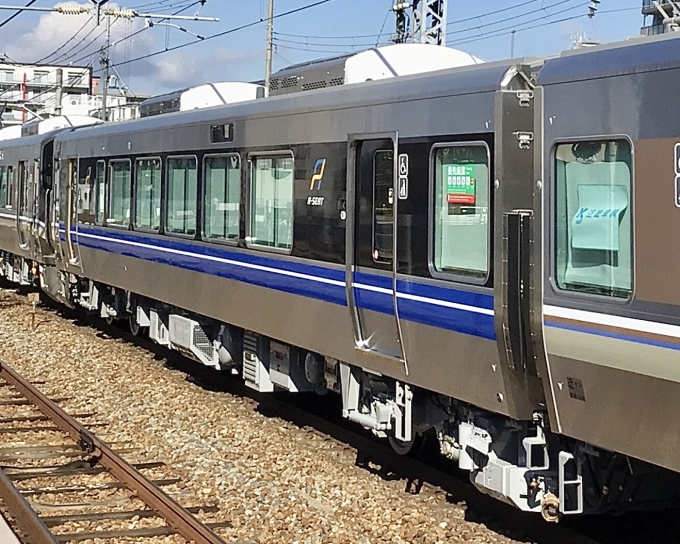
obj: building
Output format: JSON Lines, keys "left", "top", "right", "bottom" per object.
{"left": 641, "top": 0, "right": 679, "bottom": 35}
{"left": 0, "top": 62, "right": 91, "bottom": 126}
{"left": 0, "top": 61, "right": 145, "bottom": 127}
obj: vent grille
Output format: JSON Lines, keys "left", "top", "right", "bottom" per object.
{"left": 280, "top": 76, "right": 298, "bottom": 89}
{"left": 193, "top": 327, "right": 213, "bottom": 361}
{"left": 302, "top": 80, "right": 327, "bottom": 91}
{"left": 329, "top": 77, "right": 344, "bottom": 86}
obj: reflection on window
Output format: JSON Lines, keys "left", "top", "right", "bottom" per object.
{"left": 95, "top": 161, "right": 106, "bottom": 224}
{"left": 205, "top": 155, "right": 240, "bottom": 241}
{"left": 166, "top": 157, "right": 197, "bottom": 235}
{"left": 433, "top": 145, "right": 490, "bottom": 278}
{"left": 555, "top": 140, "right": 633, "bottom": 297}
{"left": 250, "top": 155, "right": 293, "bottom": 250}
{"left": 108, "top": 161, "right": 131, "bottom": 226}
{"left": 373, "top": 150, "right": 393, "bottom": 263}
{"left": 135, "top": 158, "right": 161, "bottom": 230}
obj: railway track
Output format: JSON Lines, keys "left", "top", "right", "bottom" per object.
{"left": 0, "top": 284, "right": 613, "bottom": 543}
{"left": 0, "top": 359, "right": 236, "bottom": 544}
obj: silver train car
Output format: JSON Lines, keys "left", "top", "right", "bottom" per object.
{"left": 2, "top": 32, "right": 680, "bottom": 520}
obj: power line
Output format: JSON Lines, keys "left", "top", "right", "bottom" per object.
{"left": 36, "top": 15, "right": 95, "bottom": 64}
{"left": 107, "top": 0, "right": 333, "bottom": 70}
{"left": 0, "top": 0, "right": 37, "bottom": 29}
{"left": 451, "top": 5, "right": 639, "bottom": 47}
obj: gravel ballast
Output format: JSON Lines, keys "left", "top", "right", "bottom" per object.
{"left": 0, "top": 288, "right": 534, "bottom": 544}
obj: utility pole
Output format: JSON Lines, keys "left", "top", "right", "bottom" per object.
{"left": 54, "top": 68, "right": 63, "bottom": 115}
{"left": 510, "top": 29, "right": 516, "bottom": 58}
{"left": 264, "top": 0, "right": 274, "bottom": 92}
{"left": 100, "top": 14, "right": 111, "bottom": 121}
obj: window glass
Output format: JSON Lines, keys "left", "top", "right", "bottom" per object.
{"left": 0, "top": 166, "right": 6, "bottom": 208}
{"left": 135, "top": 158, "right": 161, "bottom": 230}
{"left": 250, "top": 155, "right": 293, "bottom": 250}
{"left": 433, "top": 145, "right": 490, "bottom": 278}
{"left": 95, "top": 161, "right": 106, "bottom": 224}
{"left": 555, "top": 140, "right": 633, "bottom": 297}
{"left": 166, "top": 157, "right": 197, "bottom": 235}
{"left": 6, "top": 166, "right": 13, "bottom": 208}
{"left": 108, "top": 160, "right": 131, "bottom": 226}
{"left": 373, "top": 150, "right": 393, "bottom": 263}
{"left": 204, "top": 155, "right": 240, "bottom": 241}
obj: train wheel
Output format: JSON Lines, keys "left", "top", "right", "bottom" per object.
{"left": 388, "top": 431, "right": 428, "bottom": 456}
{"left": 129, "top": 314, "right": 140, "bottom": 336}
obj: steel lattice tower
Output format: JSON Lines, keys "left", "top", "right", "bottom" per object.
{"left": 411, "top": 0, "right": 447, "bottom": 46}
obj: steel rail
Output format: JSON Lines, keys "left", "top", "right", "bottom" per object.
{"left": 0, "top": 360, "right": 226, "bottom": 544}
{"left": 0, "top": 468, "right": 57, "bottom": 544}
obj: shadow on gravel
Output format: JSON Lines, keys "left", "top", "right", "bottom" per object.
{"left": 18, "top": 287, "right": 680, "bottom": 544}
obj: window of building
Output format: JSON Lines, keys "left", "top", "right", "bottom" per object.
{"left": 249, "top": 155, "right": 293, "bottom": 250}
{"left": 108, "top": 160, "right": 131, "bottom": 226}
{"left": 373, "top": 150, "right": 393, "bottom": 263}
{"left": 95, "top": 160, "right": 106, "bottom": 224}
{"left": 0, "top": 70, "right": 14, "bottom": 83}
{"left": 554, "top": 140, "right": 633, "bottom": 298}
{"left": 204, "top": 155, "right": 240, "bottom": 241}
{"left": 67, "top": 72, "right": 82, "bottom": 86}
{"left": 166, "top": 157, "right": 197, "bottom": 235}
{"left": 134, "top": 158, "right": 161, "bottom": 230}
{"left": 432, "top": 144, "right": 490, "bottom": 279}
{"left": 34, "top": 70, "right": 48, "bottom": 83}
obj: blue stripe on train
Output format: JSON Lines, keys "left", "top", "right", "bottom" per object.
{"left": 70, "top": 225, "right": 496, "bottom": 340}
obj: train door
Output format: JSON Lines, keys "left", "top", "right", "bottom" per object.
{"left": 64, "top": 158, "right": 82, "bottom": 267}
{"left": 346, "top": 134, "right": 406, "bottom": 362}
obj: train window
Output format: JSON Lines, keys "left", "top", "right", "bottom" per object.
{"left": 432, "top": 144, "right": 490, "bottom": 279}
{"left": 204, "top": 155, "right": 240, "bottom": 242}
{"left": 134, "top": 158, "right": 161, "bottom": 231}
{"left": 5, "top": 165, "right": 13, "bottom": 208}
{"left": 0, "top": 166, "right": 6, "bottom": 208}
{"left": 249, "top": 154, "right": 293, "bottom": 251}
{"left": 95, "top": 160, "right": 106, "bottom": 224}
{"left": 373, "top": 150, "right": 393, "bottom": 263}
{"left": 166, "top": 157, "right": 197, "bottom": 236}
{"left": 554, "top": 139, "right": 633, "bottom": 298}
{"left": 108, "top": 160, "right": 131, "bottom": 227}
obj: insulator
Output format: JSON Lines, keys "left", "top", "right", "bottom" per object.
{"left": 104, "top": 8, "right": 136, "bottom": 19}
{"left": 56, "top": 4, "right": 88, "bottom": 15}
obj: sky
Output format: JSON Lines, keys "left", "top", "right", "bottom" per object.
{"left": 0, "top": 0, "right": 648, "bottom": 97}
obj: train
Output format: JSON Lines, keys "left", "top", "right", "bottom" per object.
{"left": 2, "top": 32, "right": 680, "bottom": 522}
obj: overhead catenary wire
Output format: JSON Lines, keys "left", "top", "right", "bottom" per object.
{"left": 93, "top": 0, "right": 333, "bottom": 71}
{"left": 0, "top": 0, "right": 37, "bottom": 29}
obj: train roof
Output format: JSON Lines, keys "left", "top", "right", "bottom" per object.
{"left": 55, "top": 59, "right": 527, "bottom": 144}
{"left": 537, "top": 31, "right": 680, "bottom": 85}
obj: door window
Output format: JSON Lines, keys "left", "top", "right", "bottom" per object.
{"left": 372, "top": 150, "right": 393, "bottom": 263}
